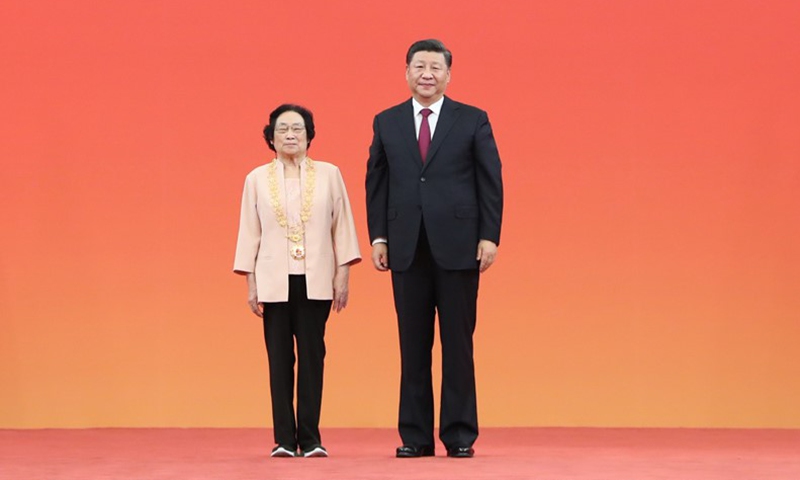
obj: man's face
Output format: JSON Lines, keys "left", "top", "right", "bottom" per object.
{"left": 406, "top": 51, "right": 450, "bottom": 106}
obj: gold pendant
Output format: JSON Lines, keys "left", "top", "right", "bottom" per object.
{"left": 290, "top": 244, "right": 305, "bottom": 260}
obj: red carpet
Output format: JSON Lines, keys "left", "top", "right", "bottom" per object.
{"left": 2, "top": 428, "right": 798, "bottom": 479}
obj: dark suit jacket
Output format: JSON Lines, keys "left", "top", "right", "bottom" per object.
{"left": 366, "top": 96, "right": 503, "bottom": 271}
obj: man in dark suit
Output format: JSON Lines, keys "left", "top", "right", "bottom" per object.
{"left": 365, "top": 39, "right": 503, "bottom": 459}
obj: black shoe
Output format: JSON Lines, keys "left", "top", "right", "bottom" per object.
{"left": 301, "top": 445, "right": 328, "bottom": 458}
{"left": 270, "top": 445, "right": 296, "bottom": 457}
{"left": 447, "top": 446, "right": 474, "bottom": 458}
{"left": 396, "top": 445, "right": 435, "bottom": 458}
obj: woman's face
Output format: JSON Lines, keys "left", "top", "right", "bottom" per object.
{"left": 272, "top": 110, "right": 307, "bottom": 157}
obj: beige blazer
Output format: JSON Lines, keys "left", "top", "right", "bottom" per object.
{"left": 233, "top": 159, "right": 361, "bottom": 302}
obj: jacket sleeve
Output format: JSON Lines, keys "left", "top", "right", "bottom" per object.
{"left": 365, "top": 115, "right": 389, "bottom": 243}
{"left": 473, "top": 111, "right": 504, "bottom": 245}
{"left": 233, "top": 172, "right": 262, "bottom": 274}
{"left": 331, "top": 167, "right": 362, "bottom": 266}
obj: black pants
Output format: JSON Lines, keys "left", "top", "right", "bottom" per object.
{"left": 262, "top": 275, "right": 332, "bottom": 451}
{"left": 391, "top": 229, "right": 480, "bottom": 450}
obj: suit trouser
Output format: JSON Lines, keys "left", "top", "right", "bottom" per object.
{"left": 262, "top": 275, "right": 332, "bottom": 451}
{"left": 391, "top": 229, "right": 480, "bottom": 450}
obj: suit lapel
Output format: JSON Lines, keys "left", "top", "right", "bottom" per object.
{"left": 424, "top": 96, "right": 459, "bottom": 169}
{"left": 392, "top": 100, "right": 424, "bottom": 165}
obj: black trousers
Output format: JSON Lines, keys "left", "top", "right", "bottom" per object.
{"left": 391, "top": 229, "right": 480, "bottom": 450}
{"left": 262, "top": 275, "right": 332, "bottom": 451}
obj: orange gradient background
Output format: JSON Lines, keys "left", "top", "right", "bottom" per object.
{"left": 2, "top": 1, "right": 799, "bottom": 428}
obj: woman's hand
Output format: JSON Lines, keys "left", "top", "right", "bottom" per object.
{"left": 332, "top": 265, "right": 350, "bottom": 313}
{"left": 246, "top": 273, "right": 263, "bottom": 317}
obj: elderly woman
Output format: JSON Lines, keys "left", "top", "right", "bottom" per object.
{"left": 234, "top": 104, "right": 361, "bottom": 458}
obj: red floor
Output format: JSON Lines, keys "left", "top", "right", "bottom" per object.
{"left": 2, "top": 427, "right": 799, "bottom": 479}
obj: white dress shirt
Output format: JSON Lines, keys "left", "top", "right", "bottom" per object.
{"left": 412, "top": 96, "right": 444, "bottom": 139}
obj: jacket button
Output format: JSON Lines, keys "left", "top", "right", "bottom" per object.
{"left": 420, "top": 177, "right": 426, "bottom": 182}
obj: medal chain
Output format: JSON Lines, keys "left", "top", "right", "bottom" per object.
{"left": 267, "top": 157, "right": 315, "bottom": 255}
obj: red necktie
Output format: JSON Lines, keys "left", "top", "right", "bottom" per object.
{"left": 418, "top": 108, "right": 432, "bottom": 162}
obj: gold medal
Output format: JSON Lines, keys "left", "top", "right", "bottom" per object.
{"left": 290, "top": 244, "right": 306, "bottom": 260}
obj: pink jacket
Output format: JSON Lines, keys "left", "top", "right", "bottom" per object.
{"left": 234, "top": 159, "right": 361, "bottom": 302}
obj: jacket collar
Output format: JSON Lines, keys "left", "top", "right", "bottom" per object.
{"left": 396, "top": 96, "right": 460, "bottom": 168}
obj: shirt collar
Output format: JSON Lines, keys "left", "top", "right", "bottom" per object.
{"left": 412, "top": 96, "right": 444, "bottom": 116}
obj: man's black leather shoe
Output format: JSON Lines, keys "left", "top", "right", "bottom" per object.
{"left": 447, "top": 446, "right": 474, "bottom": 458}
{"left": 396, "top": 445, "right": 435, "bottom": 458}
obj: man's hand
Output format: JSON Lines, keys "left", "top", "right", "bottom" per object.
{"left": 372, "top": 242, "right": 389, "bottom": 271}
{"left": 476, "top": 240, "right": 498, "bottom": 273}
